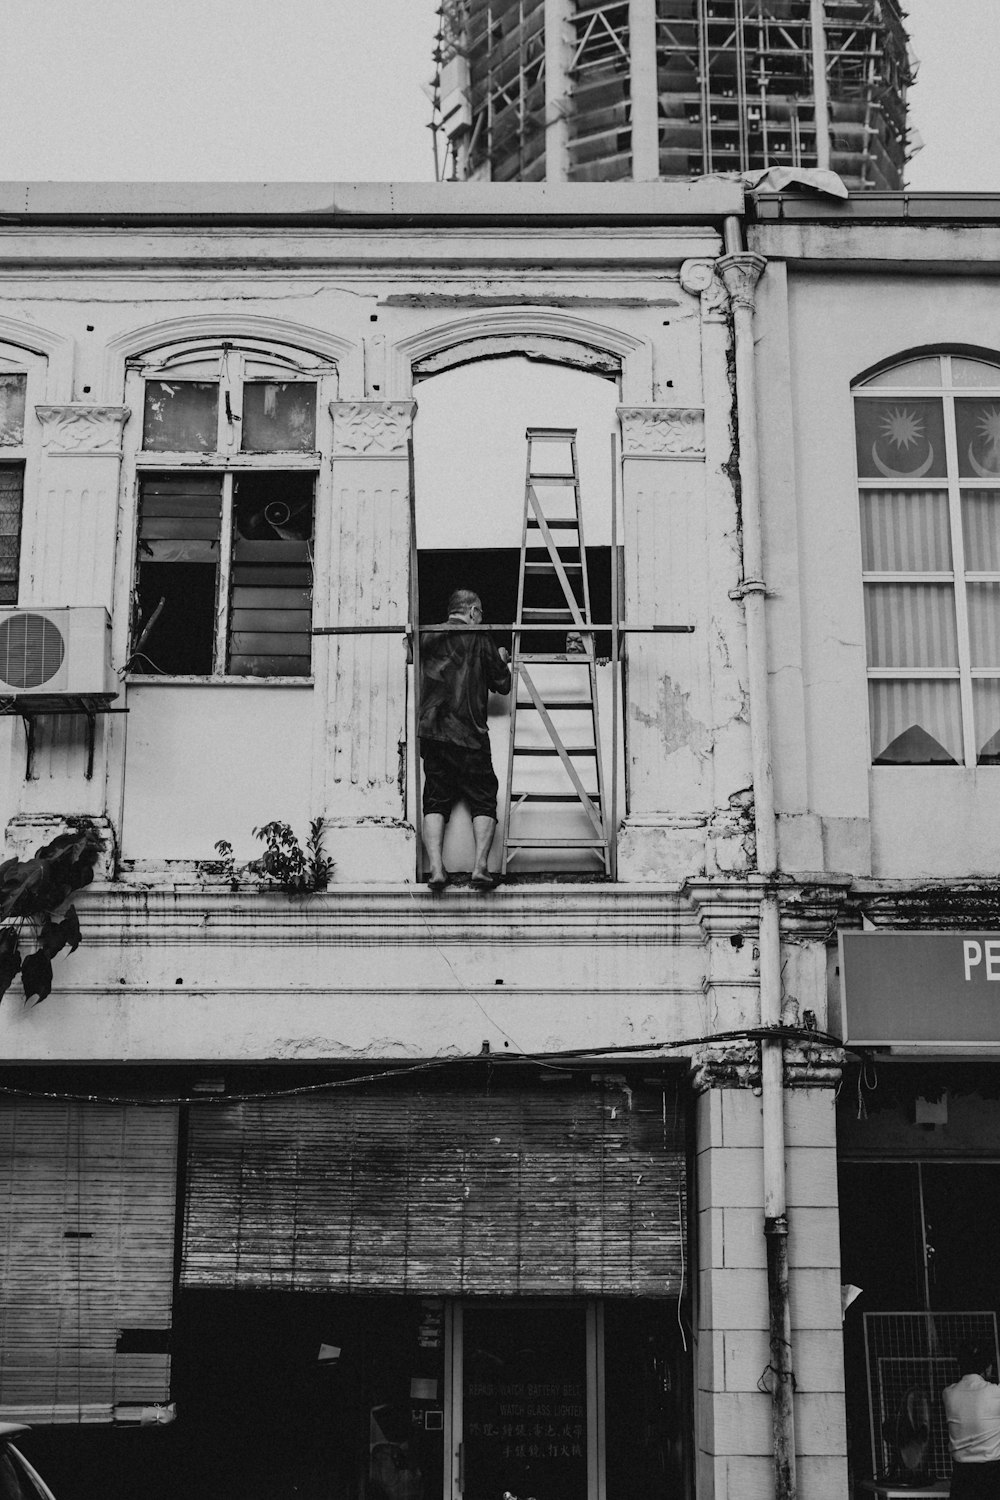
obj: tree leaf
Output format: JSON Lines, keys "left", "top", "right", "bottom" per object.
{"left": 20, "top": 949, "right": 53, "bottom": 1005}
{"left": 0, "top": 927, "right": 21, "bottom": 1002}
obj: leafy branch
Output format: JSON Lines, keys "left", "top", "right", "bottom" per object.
{"left": 0, "top": 827, "right": 102, "bottom": 1004}
{"left": 212, "top": 817, "right": 333, "bottom": 894}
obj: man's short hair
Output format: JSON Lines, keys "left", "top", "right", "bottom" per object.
{"left": 448, "top": 588, "right": 481, "bottom": 617}
{"left": 957, "top": 1341, "right": 993, "bottom": 1377}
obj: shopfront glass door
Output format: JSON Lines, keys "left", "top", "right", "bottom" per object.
{"left": 452, "top": 1303, "right": 598, "bottom": 1500}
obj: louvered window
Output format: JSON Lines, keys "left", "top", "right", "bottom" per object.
{"left": 181, "top": 1076, "right": 686, "bottom": 1297}
{"left": 0, "top": 1099, "right": 178, "bottom": 1423}
{"left": 128, "top": 342, "right": 328, "bottom": 680}
{"left": 0, "top": 372, "right": 28, "bottom": 605}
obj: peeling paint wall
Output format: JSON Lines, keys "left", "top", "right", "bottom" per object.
{"left": 0, "top": 218, "right": 751, "bottom": 885}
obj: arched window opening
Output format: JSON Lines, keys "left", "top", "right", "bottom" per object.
{"left": 854, "top": 352, "right": 1000, "bottom": 767}
{"left": 0, "top": 345, "right": 45, "bottom": 606}
{"left": 124, "top": 341, "right": 336, "bottom": 680}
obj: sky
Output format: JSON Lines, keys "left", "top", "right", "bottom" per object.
{"left": 0, "top": 0, "right": 994, "bottom": 189}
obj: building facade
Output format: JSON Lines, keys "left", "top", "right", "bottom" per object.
{"left": 5, "top": 179, "right": 1000, "bottom": 1500}
{"left": 431, "top": 0, "right": 913, "bottom": 190}
{"left": 751, "top": 190, "right": 1000, "bottom": 1495}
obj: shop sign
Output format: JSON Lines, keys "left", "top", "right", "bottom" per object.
{"left": 841, "top": 931, "right": 1000, "bottom": 1044}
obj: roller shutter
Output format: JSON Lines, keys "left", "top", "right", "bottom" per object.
{"left": 181, "top": 1075, "right": 686, "bottom": 1296}
{"left": 0, "top": 1099, "right": 178, "bottom": 1423}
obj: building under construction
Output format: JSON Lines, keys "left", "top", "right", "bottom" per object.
{"left": 431, "top": 0, "right": 914, "bottom": 189}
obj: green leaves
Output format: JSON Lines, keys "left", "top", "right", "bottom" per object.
{"left": 0, "top": 827, "right": 100, "bottom": 1005}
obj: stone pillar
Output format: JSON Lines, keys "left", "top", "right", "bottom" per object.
{"left": 691, "top": 1044, "right": 771, "bottom": 1499}
{"left": 628, "top": 0, "right": 659, "bottom": 180}
{"left": 5, "top": 404, "right": 130, "bottom": 863}
{"left": 544, "top": 0, "right": 572, "bottom": 182}
{"left": 615, "top": 403, "right": 714, "bottom": 879}
{"left": 318, "top": 401, "right": 416, "bottom": 880}
{"left": 783, "top": 1042, "right": 849, "bottom": 1499}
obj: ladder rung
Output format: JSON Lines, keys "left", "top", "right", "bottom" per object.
{"left": 521, "top": 608, "right": 577, "bottom": 620}
{"left": 515, "top": 700, "right": 594, "bottom": 710}
{"left": 524, "top": 562, "right": 582, "bottom": 573}
{"left": 510, "top": 792, "right": 602, "bottom": 803}
{"left": 528, "top": 474, "right": 576, "bottom": 485}
{"left": 527, "top": 427, "right": 577, "bottom": 438}
{"left": 511, "top": 745, "right": 597, "bottom": 756}
{"left": 527, "top": 517, "right": 579, "bottom": 527}
{"left": 505, "top": 838, "right": 609, "bottom": 849}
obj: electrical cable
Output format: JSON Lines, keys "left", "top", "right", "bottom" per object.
{"left": 0, "top": 1023, "right": 852, "bottom": 1110}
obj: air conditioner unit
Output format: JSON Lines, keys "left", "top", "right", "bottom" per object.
{"left": 0, "top": 607, "right": 114, "bottom": 698}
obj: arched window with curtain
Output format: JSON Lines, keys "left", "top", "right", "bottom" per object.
{"left": 854, "top": 352, "right": 1000, "bottom": 766}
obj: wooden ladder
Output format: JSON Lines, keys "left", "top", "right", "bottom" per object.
{"left": 500, "top": 428, "right": 611, "bottom": 877}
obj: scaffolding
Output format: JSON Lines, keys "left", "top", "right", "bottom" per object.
{"left": 431, "top": 0, "right": 913, "bottom": 188}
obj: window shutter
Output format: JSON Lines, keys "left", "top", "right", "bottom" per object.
{"left": 0, "top": 1100, "right": 178, "bottom": 1423}
{"left": 181, "top": 1078, "right": 686, "bottom": 1297}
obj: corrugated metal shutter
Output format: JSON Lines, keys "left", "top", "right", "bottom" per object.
{"left": 181, "top": 1077, "right": 685, "bottom": 1296}
{"left": 0, "top": 1099, "right": 178, "bottom": 1423}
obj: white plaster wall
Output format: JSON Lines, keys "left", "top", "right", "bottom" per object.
{"left": 771, "top": 269, "right": 1000, "bottom": 878}
{"left": 0, "top": 222, "right": 746, "bottom": 888}
{"left": 121, "top": 685, "right": 313, "bottom": 861}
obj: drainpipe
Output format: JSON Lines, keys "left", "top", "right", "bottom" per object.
{"left": 717, "top": 220, "right": 796, "bottom": 1500}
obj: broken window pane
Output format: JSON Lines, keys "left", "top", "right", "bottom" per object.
{"left": 0, "top": 374, "right": 26, "bottom": 447}
{"left": 143, "top": 381, "right": 218, "bottom": 453}
{"left": 241, "top": 382, "right": 316, "bottom": 452}
{"left": 0, "top": 464, "right": 24, "bottom": 604}
{"left": 228, "top": 472, "right": 314, "bottom": 676}
{"left": 133, "top": 475, "right": 222, "bottom": 674}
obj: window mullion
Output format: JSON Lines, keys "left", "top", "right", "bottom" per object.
{"left": 943, "top": 389, "right": 977, "bottom": 766}
{"left": 216, "top": 472, "right": 234, "bottom": 674}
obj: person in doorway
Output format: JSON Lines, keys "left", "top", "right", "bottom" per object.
{"left": 418, "top": 588, "right": 511, "bottom": 890}
{"left": 944, "top": 1341, "right": 1000, "bottom": 1498}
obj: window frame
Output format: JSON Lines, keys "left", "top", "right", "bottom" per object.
{"left": 124, "top": 341, "right": 336, "bottom": 684}
{"left": 854, "top": 352, "right": 1000, "bottom": 768}
{"left": 0, "top": 349, "right": 44, "bottom": 608}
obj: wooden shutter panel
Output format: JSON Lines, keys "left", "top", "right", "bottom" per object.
{"left": 181, "top": 1077, "right": 686, "bottom": 1296}
{"left": 0, "top": 1099, "right": 178, "bottom": 1423}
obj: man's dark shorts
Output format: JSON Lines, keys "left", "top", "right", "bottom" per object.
{"left": 420, "top": 738, "right": 499, "bottom": 820}
{"left": 950, "top": 1460, "right": 1000, "bottom": 1499}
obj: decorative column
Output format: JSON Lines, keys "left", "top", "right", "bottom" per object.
{"left": 317, "top": 401, "right": 416, "bottom": 880}
{"left": 616, "top": 402, "right": 715, "bottom": 880}
{"left": 5, "top": 405, "right": 130, "bottom": 867}
{"left": 26, "top": 404, "right": 130, "bottom": 609}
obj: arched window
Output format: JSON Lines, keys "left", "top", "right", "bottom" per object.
{"left": 124, "top": 339, "right": 336, "bottom": 679}
{"left": 0, "top": 344, "right": 46, "bottom": 605}
{"left": 854, "top": 353, "right": 1000, "bottom": 766}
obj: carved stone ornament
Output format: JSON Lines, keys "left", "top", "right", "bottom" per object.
{"left": 690, "top": 1041, "right": 761, "bottom": 1093}
{"left": 716, "top": 252, "right": 767, "bottom": 315}
{"left": 679, "top": 258, "right": 729, "bottom": 322}
{"left": 331, "top": 401, "right": 415, "bottom": 458}
{"left": 35, "top": 404, "right": 130, "bottom": 454}
{"left": 619, "top": 406, "right": 705, "bottom": 457}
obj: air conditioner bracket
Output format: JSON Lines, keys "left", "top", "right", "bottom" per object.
{"left": 0, "top": 693, "right": 125, "bottom": 780}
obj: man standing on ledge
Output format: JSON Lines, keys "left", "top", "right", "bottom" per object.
{"left": 419, "top": 589, "right": 511, "bottom": 891}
